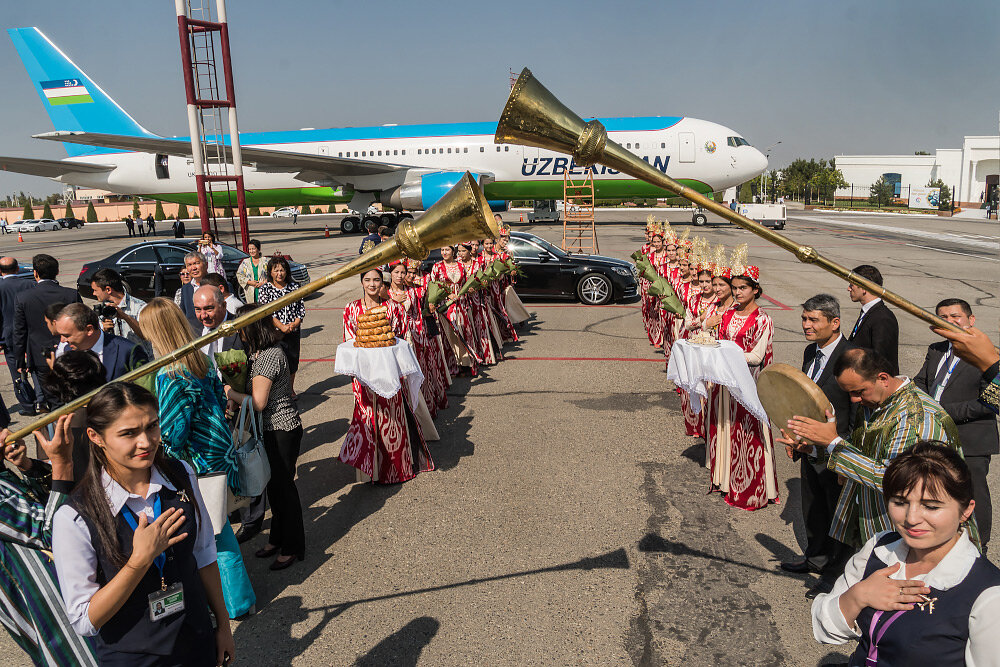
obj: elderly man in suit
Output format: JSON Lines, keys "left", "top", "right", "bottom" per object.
{"left": 193, "top": 285, "right": 242, "bottom": 355}
{"left": 846, "top": 264, "right": 899, "bottom": 375}
{"left": 780, "top": 295, "right": 855, "bottom": 595}
{"left": 0, "top": 257, "right": 37, "bottom": 413}
{"left": 915, "top": 298, "right": 998, "bottom": 553}
{"left": 12, "top": 254, "right": 82, "bottom": 412}
{"left": 53, "top": 304, "right": 147, "bottom": 382}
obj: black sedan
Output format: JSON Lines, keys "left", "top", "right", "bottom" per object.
{"left": 419, "top": 232, "right": 637, "bottom": 305}
{"left": 77, "top": 240, "right": 310, "bottom": 300}
{"left": 56, "top": 217, "right": 85, "bottom": 229}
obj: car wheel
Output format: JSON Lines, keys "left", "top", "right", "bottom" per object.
{"left": 774, "top": 222, "right": 785, "bottom": 230}
{"left": 577, "top": 272, "right": 613, "bottom": 305}
{"left": 341, "top": 216, "right": 359, "bottom": 234}
{"left": 692, "top": 213, "right": 707, "bottom": 226}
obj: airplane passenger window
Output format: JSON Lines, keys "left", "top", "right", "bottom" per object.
{"left": 661, "top": 143, "right": 665, "bottom": 148}
{"left": 354, "top": 151, "right": 358, "bottom": 157}
{"left": 378, "top": 151, "right": 383, "bottom": 156}
{"left": 496, "top": 147, "right": 501, "bottom": 152}
{"left": 464, "top": 148, "right": 468, "bottom": 153}
{"left": 394, "top": 150, "right": 398, "bottom": 155}
{"left": 402, "top": 150, "right": 406, "bottom": 155}
{"left": 338, "top": 152, "right": 343, "bottom": 157}
{"left": 635, "top": 143, "right": 640, "bottom": 149}
{"left": 362, "top": 151, "right": 366, "bottom": 156}
{"left": 480, "top": 147, "right": 484, "bottom": 152}
{"left": 504, "top": 146, "right": 509, "bottom": 152}
{"left": 627, "top": 143, "right": 631, "bottom": 149}
{"left": 447, "top": 148, "right": 452, "bottom": 153}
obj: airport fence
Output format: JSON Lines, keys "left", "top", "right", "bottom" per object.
{"left": 783, "top": 183, "right": 960, "bottom": 213}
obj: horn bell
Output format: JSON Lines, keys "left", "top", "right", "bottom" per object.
{"left": 393, "top": 171, "right": 499, "bottom": 261}
{"left": 496, "top": 68, "right": 608, "bottom": 168}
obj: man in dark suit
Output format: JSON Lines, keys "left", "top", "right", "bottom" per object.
{"left": 12, "top": 254, "right": 82, "bottom": 412}
{"left": 194, "top": 286, "right": 243, "bottom": 354}
{"left": 780, "top": 294, "right": 855, "bottom": 596}
{"left": 173, "top": 251, "right": 208, "bottom": 333}
{"left": 0, "top": 256, "right": 37, "bottom": 412}
{"left": 914, "top": 298, "right": 998, "bottom": 553}
{"left": 53, "top": 303, "right": 147, "bottom": 382}
{"left": 846, "top": 264, "right": 899, "bottom": 375}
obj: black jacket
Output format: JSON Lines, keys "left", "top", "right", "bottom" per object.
{"left": 97, "top": 333, "right": 148, "bottom": 382}
{"left": 913, "top": 342, "right": 999, "bottom": 456}
{"left": 794, "top": 336, "right": 856, "bottom": 468}
{"left": 12, "top": 280, "right": 82, "bottom": 372}
{"left": 0, "top": 275, "right": 33, "bottom": 348}
{"left": 848, "top": 300, "right": 899, "bottom": 376}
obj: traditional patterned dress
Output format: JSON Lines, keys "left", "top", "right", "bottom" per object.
{"left": 460, "top": 259, "right": 499, "bottom": 365}
{"left": 339, "top": 299, "right": 434, "bottom": 484}
{"left": 677, "top": 289, "right": 717, "bottom": 437}
{"left": 430, "top": 260, "right": 480, "bottom": 375}
{"left": 482, "top": 251, "right": 518, "bottom": 342}
{"left": 664, "top": 277, "right": 694, "bottom": 368}
{"left": 391, "top": 282, "right": 449, "bottom": 417}
{"left": 637, "top": 243, "right": 654, "bottom": 345}
{"left": 704, "top": 306, "right": 778, "bottom": 510}
{"left": 644, "top": 250, "right": 669, "bottom": 348}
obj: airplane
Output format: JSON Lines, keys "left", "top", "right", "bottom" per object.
{"left": 2, "top": 27, "right": 768, "bottom": 233}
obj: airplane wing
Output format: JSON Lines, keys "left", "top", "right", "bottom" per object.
{"left": 0, "top": 155, "right": 115, "bottom": 178}
{"left": 33, "top": 130, "right": 414, "bottom": 182}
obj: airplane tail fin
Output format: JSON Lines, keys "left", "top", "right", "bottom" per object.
{"left": 7, "top": 27, "right": 156, "bottom": 157}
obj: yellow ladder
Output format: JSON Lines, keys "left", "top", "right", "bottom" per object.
{"left": 562, "top": 170, "right": 598, "bottom": 254}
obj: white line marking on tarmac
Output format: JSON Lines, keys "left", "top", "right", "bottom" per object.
{"left": 789, "top": 216, "right": 1000, "bottom": 250}
{"left": 905, "top": 243, "right": 999, "bottom": 260}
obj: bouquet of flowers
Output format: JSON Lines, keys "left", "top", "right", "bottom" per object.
{"left": 648, "top": 277, "right": 686, "bottom": 316}
{"left": 214, "top": 349, "right": 249, "bottom": 390}
{"left": 426, "top": 280, "right": 450, "bottom": 309}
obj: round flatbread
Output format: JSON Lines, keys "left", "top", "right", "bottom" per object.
{"left": 756, "top": 363, "right": 834, "bottom": 434}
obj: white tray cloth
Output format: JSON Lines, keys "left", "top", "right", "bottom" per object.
{"left": 666, "top": 339, "right": 768, "bottom": 424}
{"left": 335, "top": 338, "right": 424, "bottom": 406}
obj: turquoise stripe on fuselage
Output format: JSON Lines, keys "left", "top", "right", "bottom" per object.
{"left": 78, "top": 116, "right": 684, "bottom": 155}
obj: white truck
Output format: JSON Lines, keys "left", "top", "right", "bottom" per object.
{"left": 691, "top": 203, "right": 786, "bottom": 230}
{"left": 527, "top": 200, "right": 562, "bottom": 223}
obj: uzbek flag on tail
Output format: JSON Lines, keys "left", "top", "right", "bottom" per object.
{"left": 40, "top": 79, "right": 93, "bottom": 105}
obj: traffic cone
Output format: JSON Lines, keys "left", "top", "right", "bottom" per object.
{"left": 519, "top": 214, "right": 524, "bottom": 222}
{"left": 325, "top": 225, "right": 330, "bottom": 238}
{"left": 17, "top": 231, "right": 23, "bottom": 243}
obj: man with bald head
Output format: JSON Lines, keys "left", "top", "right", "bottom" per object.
{"left": 194, "top": 285, "right": 242, "bottom": 355}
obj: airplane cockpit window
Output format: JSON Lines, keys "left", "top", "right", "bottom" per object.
{"left": 727, "top": 137, "right": 751, "bottom": 147}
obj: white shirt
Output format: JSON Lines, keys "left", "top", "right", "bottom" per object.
{"left": 55, "top": 330, "right": 105, "bottom": 362}
{"left": 808, "top": 334, "right": 843, "bottom": 381}
{"left": 224, "top": 294, "right": 243, "bottom": 316}
{"left": 200, "top": 313, "right": 231, "bottom": 357}
{"left": 51, "top": 461, "right": 217, "bottom": 637}
{"left": 812, "top": 530, "right": 1000, "bottom": 666}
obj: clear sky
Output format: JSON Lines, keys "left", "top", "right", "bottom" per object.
{"left": 1, "top": 0, "right": 997, "bottom": 196}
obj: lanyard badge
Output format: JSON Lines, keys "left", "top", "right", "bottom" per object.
{"left": 121, "top": 496, "right": 186, "bottom": 621}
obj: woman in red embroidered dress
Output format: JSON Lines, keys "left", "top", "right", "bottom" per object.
{"left": 457, "top": 242, "right": 499, "bottom": 365}
{"left": 389, "top": 262, "right": 448, "bottom": 417}
{"left": 481, "top": 237, "right": 517, "bottom": 343}
{"left": 703, "top": 269, "right": 778, "bottom": 510}
{"left": 645, "top": 233, "right": 669, "bottom": 349}
{"left": 339, "top": 269, "right": 434, "bottom": 484}
{"left": 677, "top": 267, "right": 718, "bottom": 437}
{"left": 406, "top": 261, "right": 454, "bottom": 391}
{"left": 430, "top": 246, "right": 480, "bottom": 376}
{"left": 496, "top": 232, "right": 530, "bottom": 327}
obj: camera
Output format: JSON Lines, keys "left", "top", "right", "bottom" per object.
{"left": 93, "top": 303, "right": 118, "bottom": 319}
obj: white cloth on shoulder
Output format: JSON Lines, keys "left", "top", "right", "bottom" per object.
{"left": 335, "top": 338, "right": 424, "bottom": 406}
{"left": 666, "top": 339, "right": 768, "bottom": 423}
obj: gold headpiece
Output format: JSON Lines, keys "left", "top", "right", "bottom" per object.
{"left": 662, "top": 218, "right": 676, "bottom": 243}
{"left": 645, "top": 214, "right": 657, "bottom": 232}
{"left": 729, "top": 243, "right": 759, "bottom": 281}
{"left": 711, "top": 244, "right": 729, "bottom": 277}
{"left": 678, "top": 228, "right": 692, "bottom": 249}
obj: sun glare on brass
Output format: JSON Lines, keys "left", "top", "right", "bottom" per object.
{"left": 6, "top": 172, "right": 498, "bottom": 444}
{"left": 495, "top": 68, "right": 965, "bottom": 337}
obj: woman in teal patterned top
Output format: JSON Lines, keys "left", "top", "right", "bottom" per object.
{"left": 139, "top": 297, "right": 256, "bottom": 620}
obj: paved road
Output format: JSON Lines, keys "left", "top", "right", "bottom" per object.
{"left": 0, "top": 210, "right": 995, "bottom": 665}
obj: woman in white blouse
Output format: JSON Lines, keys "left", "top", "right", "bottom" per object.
{"left": 812, "top": 441, "right": 1000, "bottom": 666}
{"left": 52, "top": 383, "right": 235, "bottom": 666}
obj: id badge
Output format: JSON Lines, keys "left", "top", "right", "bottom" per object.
{"left": 148, "top": 582, "right": 185, "bottom": 621}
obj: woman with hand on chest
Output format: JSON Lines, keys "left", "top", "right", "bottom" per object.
{"left": 51, "top": 383, "right": 234, "bottom": 666}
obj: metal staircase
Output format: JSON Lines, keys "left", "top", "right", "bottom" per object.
{"left": 176, "top": 0, "right": 249, "bottom": 249}
{"left": 561, "top": 170, "right": 598, "bottom": 254}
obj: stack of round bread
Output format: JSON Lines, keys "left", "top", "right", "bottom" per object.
{"left": 354, "top": 305, "right": 396, "bottom": 348}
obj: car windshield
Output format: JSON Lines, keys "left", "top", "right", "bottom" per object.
{"left": 518, "top": 234, "right": 565, "bottom": 257}
{"left": 219, "top": 244, "right": 249, "bottom": 261}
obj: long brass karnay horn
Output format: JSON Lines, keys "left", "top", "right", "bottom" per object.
{"left": 6, "top": 172, "right": 498, "bottom": 444}
{"left": 496, "top": 68, "right": 965, "bottom": 336}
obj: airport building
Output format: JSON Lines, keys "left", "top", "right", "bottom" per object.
{"left": 835, "top": 135, "right": 999, "bottom": 207}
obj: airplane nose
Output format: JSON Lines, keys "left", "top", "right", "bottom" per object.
{"left": 748, "top": 148, "right": 768, "bottom": 176}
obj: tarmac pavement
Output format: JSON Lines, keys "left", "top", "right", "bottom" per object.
{"left": 0, "top": 208, "right": 995, "bottom": 665}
